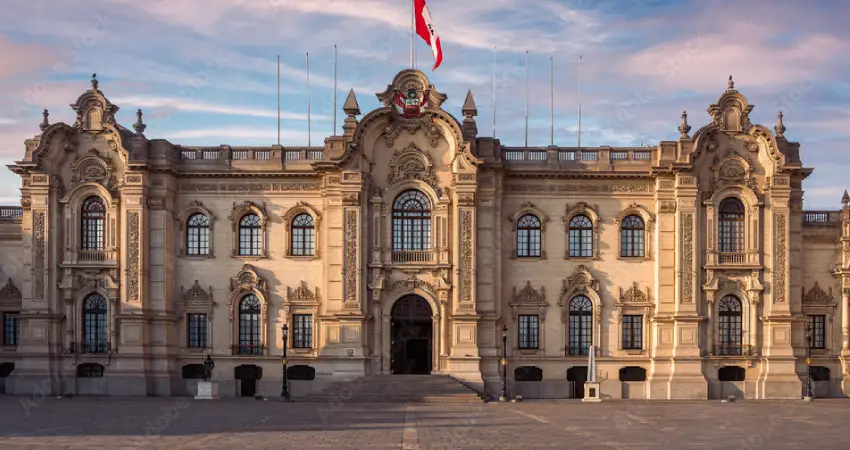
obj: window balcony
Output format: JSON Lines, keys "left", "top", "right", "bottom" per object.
{"left": 391, "top": 250, "right": 435, "bottom": 264}
{"left": 70, "top": 341, "right": 111, "bottom": 355}
{"left": 78, "top": 249, "right": 119, "bottom": 263}
{"left": 231, "top": 344, "right": 265, "bottom": 356}
{"left": 714, "top": 344, "right": 754, "bottom": 357}
{"left": 717, "top": 252, "right": 746, "bottom": 265}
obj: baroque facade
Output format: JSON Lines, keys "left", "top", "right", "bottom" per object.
{"left": 1, "top": 70, "right": 849, "bottom": 399}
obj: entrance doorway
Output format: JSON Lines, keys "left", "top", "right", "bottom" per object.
{"left": 567, "top": 366, "right": 588, "bottom": 399}
{"left": 390, "top": 295, "right": 433, "bottom": 374}
{"left": 234, "top": 365, "right": 262, "bottom": 397}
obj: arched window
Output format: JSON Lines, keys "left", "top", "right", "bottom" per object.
{"left": 81, "top": 196, "right": 106, "bottom": 251}
{"left": 238, "top": 295, "right": 262, "bottom": 355}
{"left": 718, "top": 198, "right": 745, "bottom": 253}
{"left": 291, "top": 213, "right": 315, "bottom": 256}
{"left": 718, "top": 295, "right": 743, "bottom": 356}
{"left": 569, "top": 295, "right": 593, "bottom": 356}
{"left": 392, "top": 190, "right": 431, "bottom": 252}
{"left": 186, "top": 213, "right": 210, "bottom": 256}
{"left": 620, "top": 215, "right": 645, "bottom": 257}
{"left": 516, "top": 214, "right": 542, "bottom": 258}
{"left": 238, "top": 214, "right": 262, "bottom": 256}
{"left": 82, "top": 294, "right": 108, "bottom": 354}
{"left": 568, "top": 215, "right": 593, "bottom": 258}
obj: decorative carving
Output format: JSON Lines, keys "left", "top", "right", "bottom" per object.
{"left": 176, "top": 280, "right": 213, "bottom": 319}
{"left": 458, "top": 173, "right": 476, "bottom": 182}
{"left": 180, "top": 183, "right": 321, "bottom": 192}
{"left": 457, "top": 193, "right": 475, "bottom": 206}
{"left": 228, "top": 265, "right": 268, "bottom": 323}
{"left": 803, "top": 282, "right": 833, "bottom": 304}
{"left": 147, "top": 197, "right": 166, "bottom": 210}
{"left": 343, "top": 172, "right": 360, "bottom": 181}
{"left": 513, "top": 282, "right": 546, "bottom": 305}
{"left": 774, "top": 214, "right": 787, "bottom": 303}
{"left": 344, "top": 210, "right": 359, "bottom": 308}
{"left": 34, "top": 212, "right": 45, "bottom": 300}
{"left": 460, "top": 210, "right": 474, "bottom": 305}
{"left": 389, "top": 274, "right": 436, "bottom": 295}
{"left": 342, "top": 192, "right": 361, "bottom": 206}
{"left": 386, "top": 144, "right": 443, "bottom": 198}
{"left": 681, "top": 214, "right": 693, "bottom": 303}
{"left": 128, "top": 212, "right": 140, "bottom": 302}
{"left": 287, "top": 281, "right": 319, "bottom": 304}
{"left": 376, "top": 69, "right": 447, "bottom": 118}
{"left": 559, "top": 265, "right": 599, "bottom": 322}
{"left": 620, "top": 282, "right": 649, "bottom": 303}
{"left": 659, "top": 200, "right": 677, "bottom": 213}
{"left": 0, "top": 278, "right": 21, "bottom": 300}
{"left": 505, "top": 183, "right": 652, "bottom": 193}
{"left": 660, "top": 181, "right": 674, "bottom": 189}
{"left": 125, "top": 174, "right": 142, "bottom": 184}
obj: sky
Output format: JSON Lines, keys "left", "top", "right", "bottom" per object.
{"left": 1, "top": 0, "right": 849, "bottom": 208}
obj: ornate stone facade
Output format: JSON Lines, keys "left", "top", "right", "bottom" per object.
{"left": 0, "top": 70, "right": 848, "bottom": 400}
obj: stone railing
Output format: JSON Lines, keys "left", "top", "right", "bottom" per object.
{"left": 803, "top": 210, "right": 840, "bottom": 226}
{"left": 78, "top": 249, "right": 118, "bottom": 263}
{"left": 0, "top": 207, "right": 22, "bottom": 220}
{"left": 502, "top": 147, "right": 655, "bottom": 167}
{"left": 718, "top": 252, "right": 746, "bottom": 265}
{"left": 714, "top": 344, "right": 755, "bottom": 357}
{"left": 178, "top": 146, "right": 325, "bottom": 163}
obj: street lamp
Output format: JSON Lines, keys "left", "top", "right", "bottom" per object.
{"left": 803, "top": 322, "right": 813, "bottom": 401}
{"left": 281, "top": 323, "right": 290, "bottom": 401}
{"left": 500, "top": 324, "right": 508, "bottom": 401}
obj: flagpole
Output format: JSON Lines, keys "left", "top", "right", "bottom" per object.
{"left": 410, "top": 0, "right": 415, "bottom": 68}
{"left": 277, "top": 54, "right": 281, "bottom": 146}
{"left": 307, "top": 52, "right": 311, "bottom": 147}
{"left": 493, "top": 46, "right": 497, "bottom": 138}
{"left": 550, "top": 55, "right": 554, "bottom": 147}
{"left": 525, "top": 49, "right": 529, "bottom": 148}
{"left": 333, "top": 44, "right": 338, "bottom": 136}
{"left": 578, "top": 55, "right": 583, "bottom": 148}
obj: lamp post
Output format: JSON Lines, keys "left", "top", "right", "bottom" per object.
{"left": 281, "top": 323, "right": 290, "bottom": 401}
{"left": 803, "top": 322, "right": 813, "bottom": 401}
{"left": 500, "top": 324, "right": 508, "bottom": 402}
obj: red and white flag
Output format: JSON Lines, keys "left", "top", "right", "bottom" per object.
{"left": 414, "top": 0, "right": 443, "bottom": 70}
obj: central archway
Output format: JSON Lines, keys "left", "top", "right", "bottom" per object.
{"left": 390, "top": 295, "right": 433, "bottom": 374}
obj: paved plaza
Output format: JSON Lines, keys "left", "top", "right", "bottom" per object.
{"left": 1, "top": 396, "right": 849, "bottom": 449}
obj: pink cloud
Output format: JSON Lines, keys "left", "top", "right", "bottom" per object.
{"left": 0, "top": 35, "right": 65, "bottom": 78}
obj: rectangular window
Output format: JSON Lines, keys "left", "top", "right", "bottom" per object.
{"left": 187, "top": 314, "right": 208, "bottom": 348}
{"left": 3, "top": 312, "right": 20, "bottom": 346}
{"left": 808, "top": 315, "right": 826, "bottom": 349}
{"left": 622, "top": 315, "right": 643, "bottom": 350}
{"left": 518, "top": 315, "right": 539, "bottom": 349}
{"left": 293, "top": 314, "right": 313, "bottom": 349}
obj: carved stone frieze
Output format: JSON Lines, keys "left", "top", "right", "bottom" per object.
{"left": 34, "top": 212, "right": 45, "bottom": 301}
{"left": 620, "top": 282, "right": 649, "bottom": 304}
{"left": 0, "top": 278, "right": 21, "bottom": 300}
{"left": 681, "top": 213, "right": 693, "bottom": 303}
{"left": 510, "top": 282, "right": 548, "bottom": 320}
{"left": 127, "top": 212, "right": 140, "bottom": 302}
{"left": 774, "top": 213, "right": 787, "bottom": 303}
{"left": 386, "top": 143, "right": 443, "bottom": 197}
{"left": 460, "top": 210, "right": 474, "bottom": 305}
{"left": 803, "top": 282, "right": 834, "bottom": 304}
{"left": 389, "top": 274, "right": 436, "bottom": 295}
{"left": 287, "top": 281, "right": 319, "bottom": 304}
{"left": 342, "top": 192, "right": 361, "bottom": 206}
{"left": 344, "top": 209, "right": 359, "bottom": 309}
{"left": 659, "top": 200, "right": 677, "bottom": 213}
{"left": 505, "top": 183, "right": 652, "bottom": 193}
{"left": 181, "top": 183, "right": 321, "bottom": 192}
{"left": 457, "top": 193, "right": 475, "bottom": 206}
{"left": 147, "top": 197, "right": 166, "bottom": 210}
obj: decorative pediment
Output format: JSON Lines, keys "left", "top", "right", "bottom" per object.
{"left": 509, "top": 202, "right": 549, "bottom": 230}
{"left": 71, "top": 74, "right": 119, "bottom": 132}
{"left": 803, "top": 282, "right": 835, "bottom": 305}
{"left": 388, "top": 273, "right": 436, "bottom": 296}
{"left": 376, "top": 69, "right": 447, "bottom": 119}
{"left": 286, "top": 281, "right": 319, "bottom": 305}
{"left": 560, "top": 265, "right": 599, "bottom": 304}
{"left": 710, "top": 155, "right": 758, "bottom": 193}
{"left": 512, "top": 282, "right": 547, "bottom": 306}
{"left": 618, "top": 282, "right": 651, "bottom": 305}
{"left": 386, "top": 143, "right": 443, "bottom": 197}
{"left": 0, "top": 278, "right": 21, "bottom": 301}
{"left": 563, "top": 202, "right": 599, "bottom": 223}
{"left": 228, "top": 201, "right": 267, "bottom": 230}
{"left": 176, "top": 280, "right": 214, "bottom": 319}
{"left": 707, "top": 76, "right": 754, "bottom": 134}
{"left": 231, "top": 264, "right": 267, "bottom": 294}
{"left": 68, "top": 149, "right": 119, "bottom": 198}
{"left": 176, "top": 201, "right": 214, "bottom": 230}
{"left": 76, "top": 270, "right": 119, "bottom": 291}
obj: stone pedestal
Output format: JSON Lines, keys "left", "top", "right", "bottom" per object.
{"left": 582, "top": 382, "right": 602, "bottom": 402}
{"left": 195, "top": 381, "right": 219, "bottom": 400}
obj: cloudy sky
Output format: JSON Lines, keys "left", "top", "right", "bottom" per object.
{"left": 0, "top": 0, "right": 848, "bottom": 207}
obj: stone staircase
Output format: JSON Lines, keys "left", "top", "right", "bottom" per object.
{"left": 296, "top": 374, "right": 485, "bottom": 403}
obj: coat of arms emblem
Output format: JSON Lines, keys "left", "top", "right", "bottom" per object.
{"left": 394, "top": 87, "right": 430, "bottom": 119}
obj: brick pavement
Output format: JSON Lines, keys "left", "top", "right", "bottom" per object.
{"left": 1, "top": 396, "right": 849, "bottom": 449}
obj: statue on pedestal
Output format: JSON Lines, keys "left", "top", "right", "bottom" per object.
{"left": 203, "top": 354, "right": 215, "bottom": 381}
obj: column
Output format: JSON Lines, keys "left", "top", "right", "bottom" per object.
{"left": 432, "top": 316, "right": 440, "bottom": 372}
{"left": 749, "top": 298, "right": 758, "bottom": 353}
{"left": 706, "top": 301, "right": 715, "bottom": 355}
{"left": 382, "top": 317, "right": 391, "bottom": 373}
{"left": 842, "top": 289, "right": 849, "bottom": 351}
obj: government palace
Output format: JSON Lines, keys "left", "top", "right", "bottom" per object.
{"left": 0, "top": 69, "right": 848, "bottom": 400}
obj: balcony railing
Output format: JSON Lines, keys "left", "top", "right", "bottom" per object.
{"left": 78, "top": 249, "right": 118, "bottom": 263}
{"left": 715, "top": 344, "right": 754, "bottom": 357}
{"left": 391, "top": 250, "right": 435, "bottom": 263}
{"left": 231, "top": 344, "right": 265, "bottom": 355}
{"left": 70, "top": 341, "right": 111, "bottom": 355}
{"left": 718, "top": 252, "right": 745, "bottom": 264}
{"left": 0, "top": 207, "right": 23, "bottom": 219}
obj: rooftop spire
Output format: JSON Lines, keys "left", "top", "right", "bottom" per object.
{"left": 133, "top": 109, "right": 147, "bottom": 135}
{"left": 91, "top": 73, "right": 99, "bottom": 90}
{"left": 343, "top": 88, "right": 361, "bottom": 117}
{"left": 678, "top": 110, "right": 691, "bottom": 139}
{"left": 39, "top": 109, "right": 50, "bottom": 132}
{"left": 462, "top": 89, "right": 478, "bottom": 118}
{"left": 842, "top": 189, "right": 850, "bottom": 206}
{"left": 774, "top": 111, "right": 786, "bottom": 138}
{"left": 727, "top": 75, "right": 735, "bottom": 91}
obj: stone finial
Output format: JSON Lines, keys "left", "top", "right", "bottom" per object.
{"left": 343, "top": 88, "right": 361, "bottom": 117}
{"left": 39, "top": 109, "right": 50, "bottom": 131}
{"left": 727, "top": 75, "right": 735, "bottom": 91}
{"left": 91, "top": 73, "right": 99, "bottom": 90}
{"left": 774, "top": 111, "right": 786, "bottom": 138}
{"left": 133, "top": 108, "right": 147, "bottom": 135}
{"left": 842, "top": 189, "right": 850, "bottom": 206}
{"left": 462, "top": 89, "right": 478, "bottom": 118}
{"left": 678, "top": 110, "right": 691, "bottom": 139}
